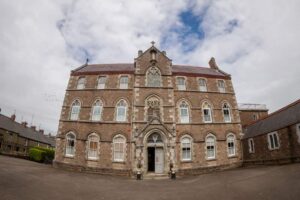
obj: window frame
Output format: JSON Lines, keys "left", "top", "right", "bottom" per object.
{"left": 248, "top": 138, "right": 255, "bottom": 153}
{"left": 227, "top": 134, "right": 236, "bottom": 157}
{"left": 181, "top": 136, "right": 192, "bottom": 161}
{"left": 119, "top": 76, "right": 129, "bottom": 89}
{"left": 176, "top": 77, "right": 186, "bottom": 91}
{"left": 76, "top": 77, "right": 86, "bottom": 90}
{"left": 91, "top": 99, "right": 103, "bottom": 121}
{"left": 97, "top": 76, "right": 107, "bottom": 89}
{"left": 179, "top": 101, "right": 190, "bottom": 123}
{"left": 198, "top": 78, "right": 207, "bottom": 92}
{"left": 70, "top": 100, "right": 81, "bottom": 120}
{"left": 87, "top": 133, "right": 99, "bottom": 160}
{"left": 116, "top": 99, "right": 128, "bottom": 122}
{"left": 222, "top": 103, "right": 232, "bottom": 123}
{"left": 217, "top": 79, "right": 226, "bottom": 93}
{"left": 202, "top": 102, "right": 213, "bottom": 123}
{"left": 113, "top": 135, "right": 126, "bottom": 162}
{"left": 65, "top": 132, "right": 76, "bottom": 157}
{"left": 206, "top": 134, "right": 216, "bottom": 160}
{"left": 146, "top": 66, "right": 162, "bottom": 87}
{"left": 267, "top": 132, "right": 280, "bottom": 150}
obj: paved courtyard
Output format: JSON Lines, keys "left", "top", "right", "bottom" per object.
{"left": 0, "top": 155, "right": 300, "bottom": 200}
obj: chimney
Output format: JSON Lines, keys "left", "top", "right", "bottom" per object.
{"left": 209, "top": 57, "right": 219, "bottom": 70}
{"left": 138, "top": 50, "right": 143, "bottom": 56}
{"left": 21, "top": 121, "right": 28, "bottom": 127}
{"left": 39, "top": 129, "right": 44, "bottom": 134}
{"left": 30, "top": 125, "right": 36, "bottom": 131}
{"left": 11, "top": 114, "right": 16, "bottom": 121}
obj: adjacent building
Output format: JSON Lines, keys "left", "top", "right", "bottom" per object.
{"left": 238, "top": 103, "right": 268, "bottom": 128}
{"left": 242, "top": 99, "right": 300, "bottom": 165}
{"left": 54, "top": 44, "right": 243, "bottom": 176}
{"left": 0, "top": 113, "right": 55, "bottom": 156}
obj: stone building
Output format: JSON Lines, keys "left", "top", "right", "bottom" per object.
{"left": 0, "top": 113, "right": 55, "bottom": 156}
{"left": 238, "top": 103, "right": 268, "bottom": 128}
{"left": 54, "top": 44, "right": 243, "bottom": 177}
{"left": 242, "top": 99, "right": 300, "bottom": 165}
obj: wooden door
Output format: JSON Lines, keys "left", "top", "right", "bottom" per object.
{"left": 155, "top": 148, "right": 164, "bottom": 173}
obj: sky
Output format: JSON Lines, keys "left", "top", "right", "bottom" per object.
{"left": 0, "top": 0, "right": 299, "bottom": 135}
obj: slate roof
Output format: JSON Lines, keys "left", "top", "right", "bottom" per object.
{"left": 72, "top": 63, "right": 229, "bottom": 78}
{"left": 0, "top": 114, "right": 55, "bottom": 147}
{"left": 243, "top": 99, "right": 300, "bottom": 139}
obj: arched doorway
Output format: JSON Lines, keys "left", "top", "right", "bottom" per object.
{"left": 146, "top": 132, "right": 164, "bottom": 173}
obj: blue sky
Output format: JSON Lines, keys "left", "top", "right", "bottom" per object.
{"left": 0, "top": 0, "right": 299, "bottom": 134}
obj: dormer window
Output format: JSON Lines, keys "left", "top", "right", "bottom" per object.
{"left": 177, "top": 77, "right": 186, "bottom": 90}
{"left": 97, "top": 76, "right": 107, "bottom": 89}
{"left": 119, "top": 76, "right": 128, "bottom": 89}
{"left": 77, "top": 77, "right": 86, "bottom": 89}
{"left": 217, "top": 80, "right": 225, "bottom": 93}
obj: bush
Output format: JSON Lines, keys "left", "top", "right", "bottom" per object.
{"left": 29, "top": 147, "right": 55, "bottom": 163}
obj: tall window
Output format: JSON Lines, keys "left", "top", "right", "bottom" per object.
{"left": 119, "top": 76, "right": 129, "bottom": 89}
{"left": 217, "top": 80, "right": 225, "bottom": 93}
{"left": 181, "top": 136, "right": 192, "bottom": 161}
{"left": 177, "top": 77, "right": 186, "bottom": 90}
{"left": 227, "top": 134, "right": 235, "bottom": 156}
{"left": 206, "top": 135, "right": 216, "bottom": 159}
{"left": 113, "top": 135, "right": 126, "bottom": 162}
{"left": 202, "top": 102, "right": 212, "bottom": 123}
{"left": 87, "top": 134, "right": 99, "bottom": 160}
{"left": 91, "top": 100, "right": 103, "bottom": 121}
{"left": 77, "top": 77, "right": 86, "bottom": 89}
{"left": 146, "top": 66, "right": 161, "bottom": 87}
{"left": 65, "top": 132, "right": 75, "bottom": 157}
{"left": 179, "top": 101, "right": 190, "bottom": 123}
{"left": 70, "top": 100, "right": 81, "bottom": 120}
{"left": 222, "top": 103, "right": 231, "bottom": 122}
{"left": 248, "top": 138, "right": 255, "bottom": 153}
{"left": 267, "top": 132, "right": 280, "bottom": 150}
{"left": 97, "top": 76, "right": 107, "bottom": 89}
{"left": 199, "top": 78, "right": 207, "bottom": 92}
{"left": 116, "top": 100, "right": 127, "bottom": 122}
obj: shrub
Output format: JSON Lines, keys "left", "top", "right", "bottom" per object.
{"left": 29, "top": 147, "right": 55, "bottom": 163}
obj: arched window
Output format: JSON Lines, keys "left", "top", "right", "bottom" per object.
{"left": 77, "top": 77, "right": 86, "bottom": 89}
{"left": 65, "top": 132, "right": 75, "bottom": 157}
{"left": 70, "top": 100, "right": 81, "bottom": 120}
{"left": 97, "top": 76, "right": 107, "bottom": 89}
{"left": 199, "top": 78, "right": 207, "bottom": 92}
{"left": 87, "top": 134, "right": 99, "bottom": 160}
{"left": 116, "top": 100, "right": 127, "bottom": 122}
{"left": 91, "top": 100, "right": 103, "bottom": 121}
{"left": 222, "top": 103, "right": 231, "bottom": 122}
{"left": 179, "top": 101, "right": 190, "bottom": 123}
{"left": 227, "top": 134, "right": 236, "bottom": 156}
{"left": 248, "top": 138, "right": 255, "bottom": 153}
{"left": 181, "top": 136, "right": 192, "bottom": 161}
{"left": 146, "top": 66, "right": 161, "bottom": 87}
{"left": 206, "top": 135, "right": 216, "bottom": 159}
{"left": 113, "top": 135, "right": 126, "bottom": 162}
{"left": 202, "top": 102, "right": 212, "bottom": 123}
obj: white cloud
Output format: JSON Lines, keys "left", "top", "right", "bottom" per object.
{"left": 0, "top": 0, "right": 299, "bottom": 134}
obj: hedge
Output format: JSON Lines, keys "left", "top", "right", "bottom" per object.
{"left": 29, "top": 147, "right": 55, "bottom": 163}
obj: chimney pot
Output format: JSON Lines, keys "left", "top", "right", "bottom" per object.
{"left": 39, "top": 129, "right": 44, "bottom": 134}
{"left": 21, "top": 121, "right": 28, "bottom": 127}
{"left": 11, "top": 114, "right": 16, "bottom": 121}
{"left": 138, "top": 50, "right": 143, "bottom": 56}
{"left": 209, "top": 57, "right": 219, "bottom": 70}
{"left": 30, "top": 126, "right": 36, "bottom": 131}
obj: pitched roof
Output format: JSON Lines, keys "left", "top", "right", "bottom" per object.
{"left": 0, "top": 114, "right": 55, "bottom": 147}
{"left": 71, "top": 63, "right": 229, "bottom": 78}
{"left": 243, "top": 99, "right": 300, "bottom": 139}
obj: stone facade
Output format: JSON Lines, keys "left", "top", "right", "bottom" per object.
{"left": 238, "top": 103, "right": 268, "bottom": 128}
{"left": 54, "top": 45, "right": 243, "bottom": 177}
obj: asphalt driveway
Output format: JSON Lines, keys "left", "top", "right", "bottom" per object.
{"left": 0, "top": 155, "right": 299, "bottom": 200}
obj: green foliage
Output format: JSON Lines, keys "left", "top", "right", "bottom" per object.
{"left": 29, "top": 146, "right": 55, "bottom": 163}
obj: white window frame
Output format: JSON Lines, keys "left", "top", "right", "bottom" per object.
{"left": 70, "top": 100, "right": 81, "bottom": 120}
{"left": 181, "top": 136, "right": 192, "bottom": 161}
{"left": 119, "top": 76, "right": 129, "bottom": 89}
{"left": 116, "top": 100, "right": 127, "bottom": 122}
{"left": 87, "top": 133, "right": 99, "bottom": 160}
{"left": 222, "top": 103, "right": 232, "bottom": 123}
{"left": 217, "top": 79, "right": 225, "bottom": 93}
{"left": 91, "top": 100, "right": 103, "bottom": 121}
{"left": 177, "top": 77, "right": 186, "bottom": 91}
{"left": 227, "top": 134, "right": 236, "bottom": 157}
{"left": 179, "top": 101, "right": 190, "bottom": 123}
{"left": 206, "top": 135, "right": 216, "bottom": 159}
{"left": 146, "top": 66, "right": 162, "bottom": 87}
{"left": 77, "top": 77, "right": 86, "bottom": 89}
{"left": 198, "top": 78, "right": 207, "bottom": 92}
{"left": 97, "top": 76, "right": 107, "bottom": 89}
{"left": 267, "top": 132, "right": 280, "bottom": 150}
{"left": 202, "top": 102, "right": 213, "bottom": 123}
{"left": 65, "top": 132, "right": 76, "bottom": 157}
{"left": 248, "top": 138, "right": 255, "bottom": 153}
{"left": 113, "top": 135, "right": 126, "bottom": 162}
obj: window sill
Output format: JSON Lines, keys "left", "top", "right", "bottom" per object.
{"left": 64, "top": 155, "right": 75, "bottom": 159}
{"left": 181, "top": 160, "right": 192, "bottom": 163}
{"left": 269, "top": 148, "right": 280, "bottom": 151}
{"left": 112, "top": 161, "right": 125, "bottom": 164}
{"left": 228, "top": 155, "right": 238, "bottom": 159}
{"left": 206, "top": 158, "right": 216, "bottom": 161}
{"left": 87, "top": 158, "right": 99, "bottom": 161}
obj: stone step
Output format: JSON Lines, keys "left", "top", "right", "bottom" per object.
{"left": 143, "top": 173, "right": 169, "bottom": 180}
